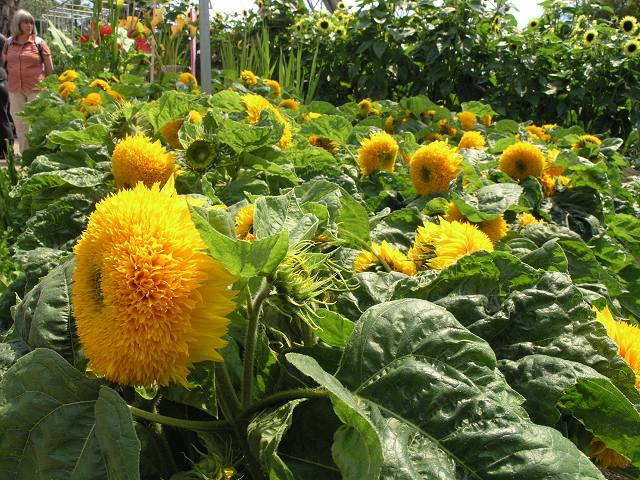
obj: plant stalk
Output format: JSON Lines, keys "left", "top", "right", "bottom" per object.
{"left": 240, "top": 387, "right": 329, "bottom": 422}
{"left": 128, "top": 405, "right": 229, "bottom": 432}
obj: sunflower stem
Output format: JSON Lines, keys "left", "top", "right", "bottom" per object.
{"left": 239, "top": 387, "right": 329, "bottom": 422}
{"left": 215, "top": 362, "right": 241, "bottom": 416}
{"left": 241, "top": 278, "right": 271, "bottom": 408}
{"left": 128, "top": 405, "right": 230, "bottom": 432}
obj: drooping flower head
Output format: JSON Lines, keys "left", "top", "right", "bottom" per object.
{"left": 279, "top": 98, "right": 300, "bottom": 110}
{"left": 482, "top": 114, "right": 492, "bottom": 127}
{"left": 572, "top": 134, "right": 602, "bottom": 150}
{"left": 90, "top": 78, "right": 111, "bottom": 91}
{"left": 178, "top": 72, "right": 198, "bottom": 92}
{"left": 409, "top": 219, "right": 494, "bottom": 270}
{"left": 410, "top": 141, "right": 462, "bottom": 195}
{"left": 160, "top": 119, "right": 184, "bottom": 150}
{"left": 73, "top": 180, "right": 237, "bottom": 387}
{"left": 58, "top": 70, "right": 79, "bottom": 82}
{"left": 58, "top": 81, "right": 76, "bottom": 100}
{"left": 458, "top": 131, "right": 485, "bottom": 149}
{"left": 235, "top": 204, "right": 255, "bottom": 242}
{"left": 358, "top": 99, "right": 373, "bottom": 116}
{"left": 242, "top": 93, "right": 293, "bottom": 149}
{"left": 620, "top": 15, "right": 638, "bottom": 34}
{"left": 353, "top": 241, "right": 416, "bottom": 276}
{"left": 241, "top": 69, "right": 258, "bottom": 86}
{"left": 357, "top": 131, "right": 399, "bottom": 175}
{"left": 499, "top": 141, "right": 545, "bottom": 181}
{"left": 457, "top": 111, "right": 476, "bottom": 131}
{"left": 265, "top": 79, "right": 281, "bottom": 99}
{"left": 111, "top": 134, "right": 175, "bottom": 189}
{"left": 309, "top": 135, "right": 339, "bottom": 155}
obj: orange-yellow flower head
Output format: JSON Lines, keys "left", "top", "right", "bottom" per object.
{"left": 265, "top": 79, "right": 281, "bottom": 99}
{"left": 240, "top": 69, "right": 258, "bottom": 86}
{"left": 235, "top": 204, "right": 255, "bottom": 242}
{"left": 188, "top": 110, "right": 203, "bottom": 123}
{"left": 358, "top": 99, "right": 373, "bottom": 116}
{"left": 444, "top": 203, "right": 508, "bottom": 243}
{"left": 90, "top": 78, "right": 111, "bottom": 91}
{"left": 309, "top": 135, "right": 339, "bottom": 155}
{"left": 409, "top": 219, "right": 494, "bottom": 270}
{"left": 457, "top": 111, "right": 477, "bottom": 131}
{"left": 72, "top": 180, "right": 237, "bottom": 387}
{"left": 482, "top": 114, "right": 492, "bottom": 127}
{"left": 160, "top": 119, "right": 184, "bottom": 150}
{"left": 242, "top": 93, "right": 292, "bottom": 149}
{"left": 517, "top": 212, "right": 543, "bottom": 226}
{"left": 525, "top": 124, "right": 551, "bottom": 142}
{"left": 357, "top": 131, "right": 399, "bottom": 175}
{"left": 112, "top": 134, "right": 176, "bottom": 189}
{"left": 58, "top": 69, "right": 79, "bottom": 82}
{"left": 58, "top": 81, "right": 76, "bottom": 100}
{"left": 410, "top": 141, "right": 462, "bottom": 195}
{"left": 178, "top": 72, "right": 198, "bottom": 92}
{"left": 458, "top": 131, "right": 485, "bottom": 149}
{"left": 80, "top": 92, "right": 102, "bottom": 109}
{"left": 353, "top": 241, "right": 416, "bottom": 276}
{"left": 572, "top": 134, "right": 602, "bottom": 150}
{"left": 279, "top": 98, "right": 300, "bottom": 111}
{"left": 499, "top": 141, "right": 545, "bottom": 181}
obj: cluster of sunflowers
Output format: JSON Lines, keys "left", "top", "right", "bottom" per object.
{"left": 289, "top": 1, "right": 351, "bottom": 39}
{"left": 56, "top": 69, "right": 125, "bottom": 115}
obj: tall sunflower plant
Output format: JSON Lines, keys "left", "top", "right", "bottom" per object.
{"left": 2, "top": 82, "right": 640, "bottom": 480}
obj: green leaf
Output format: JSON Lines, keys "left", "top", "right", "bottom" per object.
{"left": 160, "top": 361, "right": 217, "bottom": 416}
{"left": 12, "top": 167, "right": 108, "bottom": 199}
{"left": 207, "top": 90, "right": 245, "bottom": 113}
{"left": 191, "top": 205, "right": 288, "bottom": 276}
{"left": 519, "top": 239, "right": 569, "bottom": 272}
{"left": 247, "top": 400, "right": 305, "bottom": 480}
{"left": 452, "top": 183, "right": 523, "bottom": 222}
{"left": 300, "top": 115, "right": 353, "bottom": 144}
{"left": 218, "top": 116, "right": 283, "bottom": 154}
{"left": 289, "top": 299, "right": 605, "bottom": 479}
{"left": 313, "top": 309, "right": 355, "bottom": 348}
{"left": 336, "top": 191, "right": 370, "bottom": 247}
{"left": 13, "top": 259, "right": 85, "bottom": 369}
{"left": 0, "top": 349, "right": 141, "bottom": 480}
{"left": 253, "top": 191, "right": 319, "bottom": 245}
{"left": 47, "top": 124, "right": 109, "bottom": 148}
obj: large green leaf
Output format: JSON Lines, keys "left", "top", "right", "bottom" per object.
{"left": 47, "top": 125, "right": 109, "bottom": 148}
{"left": 452, "top": 183, "right": 523, "bottom": 222}
{"left": 0, "top": 349, "right": 140, "bottom": 480}
{"left": 253, "top": 191, "right": 319, "bottom": 245}
{"left": 300, "top": 115, "right": 353, "bottom": 144}
{"left": 218, "top": 116, "right": 283, "bottom": 154}
{"left": 288, "top": 299, "right": 605, "bottom": 479}
{"left": 13, "top": 259, "right": 85, "bottom": 369}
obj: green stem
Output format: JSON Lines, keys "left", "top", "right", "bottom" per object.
{"left": 216, "top": 362, "right": 241, "bottom": 416}
{"left": 241, "top": 278, "right": 271, "bottom": 408}
{"left": 128, "top": 405, "right": 229, "bottom": 432}
{"left": 240, "top": 388, "right": 329, "bottom": 422}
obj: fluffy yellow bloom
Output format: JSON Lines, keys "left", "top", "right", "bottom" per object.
{"left": 303, "top": 112, "right": 321, "bottom": 122}
{"left": 457, "top": 111, "right": 477, "bottom": 131}
{"left": 422, "top": 109, "right": 437, "bottom": 119}
{"left": 499, "top": 142, "right": 545, "bottom": 181}
{"left": 160, "top": 119, "right": 184, "bottom": 150}
{"left": 112, "top": 134, "right": 175, "bottom": 189}
{"left": 444, "top": 203, "right": 508, "bottom": 243}
{"left": 525, "top": 124, "right": 551, "bottom": 142}
{"left": 620, "top": 15, "right": 638, "bottom": 34}
{"left": 482, "top": 114, "right": 492, "bottom": 127}
{"left": 58, "top": 81, "right": 76, "bottom": 100}
{"left": 458, "top": 131, "right": 485, "bottom": 149}
{"left": 438, "top": 119, "right": 458, "bottom": 136}
{"left": 357, "top": 131, "right": 399, "bottom": 175}
{"left": 385, "top": 116, "right": 394, "bottom": 133}
{"left": 178, "top": 72, "right": 198, "bottom": 91}
{"left": 240, "top": 69, "right": 257, "bottom": 86}
{"left": 265, "top": 79, "right": 281, "bottom": 99}
{"left": 353, "top": 241, "right": 416, "bottom": 276}
{"left": 80, "top": 92, "right": 102, "bottom": 108}
{"left": 572, "top": 134, "right": 602, "bottom": 150}
{"left": 309, "top": 135, "right": 339, "bottom": 155}
{"left": 90, "top": 79, "right": 110, "bottom": 91}
{"left": 107, "top": 89, "right": 125, "bottom": 102}
{"left": 410, "top": 141, "right": 462, "bottom": 195}
{"left": 517, "top": 212, "right": 543, "bottom": 226}
{"left": 279, "top": 98, "right": 300, "bottom": 110}
{"left": 73, "top": 180, "right": 237, "bottom": 387}
{"left": 58, "top": 70, "right": 79, "bottom": 82}
{"left": 358, "top": 99, "right": 373, "bottom": 116}
{"left": 243, "top": 94, "right": 292, "bottom": 149}
{"left": 594, "top": 305, "right": 640, "bottom": 390}
{"left": 409, "top": 219, "right": 494, "bottom": 270}
{"left": 188, "top": 110, "right": 203, "bottom": 123}
{"left": 235, "top": 204, "right": 255, "bottom": 242}
{"left": 589, "top": 438, "right": 630, "bottom": 469}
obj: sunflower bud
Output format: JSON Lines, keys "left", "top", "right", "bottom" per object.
{"left": 185, "top": 138, "right": 218, "bottom": 173}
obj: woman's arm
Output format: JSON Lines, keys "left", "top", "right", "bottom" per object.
{"left": 41, "top": 40, "right": 54, "bottom": 75}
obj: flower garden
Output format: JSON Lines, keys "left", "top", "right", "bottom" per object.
{"left": 1, "top": 1, "right": 640, "bottom": 479}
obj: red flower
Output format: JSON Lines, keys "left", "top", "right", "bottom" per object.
{"left": 134, "top": 37, "right": 152, "bottom": 53}
{"left": 80, "top": 34, "right": 91, "bottom": 44}
{"left": 100, "top": 25, "right": 113, "bottom": 36}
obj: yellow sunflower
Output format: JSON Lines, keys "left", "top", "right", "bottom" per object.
{"left": 58, "top": 69, "right": 79, "bottom": 82}
{"left": 357, "top": 131, "right": 400, "bottom": 175}
{"left": 444, "top": 203, "right": 508, "bottom": 243}
{"left": 458, "top": 131, "right": 485, "bottom": 149}
{"left": 160, "top": 119, "right": 184, "bottom": 150}
{"left": 624, "top": 39, "right": 640, "bottom": 56}
{"left": 178, "top": 72, "right": 198, "bottom": 91}
{"left": 279, "top": 98, "right": 300, "bottom": 110}
{"left": 438, "top": 119, "right": 458, "bottom": 136}
{"left": 410, "top": 141, "right": 462, "bottom": 195}
{"left": 572, "top": 134, "right": 602, "bottom": 150}
{"left": 482, "top": 114, "right": 493, "bottom": 127}
{"left": 409, "top": 219, "right": 494, "bottom": 271}
{"left": 589, "top": 438, "right": 630, "bottom": 469}
{"left": 90, "top": 78, "right": 111, "bottom": 91}
{"left": 457, "top": 111, "right": 477, "bottom": 131}
{"left": 385, "top": 116, "right": 394, "bottom": 133}
{"left": 265, "top": 79, "right": 281, "bottom": 99}
{"left": 525, "top": 124, "right": 551, "bottom": 142}
{"left": 583, "top": 29, "right": 598, "bottom": 45}
{"left": 243, "top": 94, "right": 292, "bottom": 149}
{"left": 80, "top": 92, "right": 102, "bottom": 109}
{"left": 358, "top": 99, "right": 373, "bottom": 117}
{"left": 517, "top": 212, "right": 543, "bottom": 226}
{"left": 235, "top": 204, "right": 255, "bottom": 242}
{"left": 112, "top": 134, "right": 176, "bottom": 189}
{"left": 72, "top": 180, "right": 237, "bottom": 387}
{"left": 309, "top": 135, "right": 339, "bottom": 155}
{"left": 58, "top": 81, "right": 76, "bottom": 100}
{"left": 528, "top": 19, "right": 539, "bottom": 29}
{"left": 240, "top": 69, "right": 258, "bottom": 86}
{"left": 353, "top": 241, "right": 416, "bottom": 276}
{"left": 316, "top": 17, "right": 331, "bottom": 31}
{"left": 188, "top": 110, "right": 203, "bottom": 123}
{"left": 620, "top": 15, "right": 638, "bottom": 34}
{"left": 499, "top": 142, "right": 545, "bottom": 181}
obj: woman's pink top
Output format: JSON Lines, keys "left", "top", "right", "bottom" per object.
{"left": 3, "top": 35, "right": 53, "bottom": 93}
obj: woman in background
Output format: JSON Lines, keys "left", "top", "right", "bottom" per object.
{"left": 0, "top": 33, "right": 12, "bottom": 158}
{"left": 0, "top": 10, "right": 53, "bottom": 153}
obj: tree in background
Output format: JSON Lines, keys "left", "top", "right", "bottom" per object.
{"left": 20, "top": 0, "right": 58, "bottom": 21}
{"left": 0, "top": 0, "right": 21, "bottom": 36}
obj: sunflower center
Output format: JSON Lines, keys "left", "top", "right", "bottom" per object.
{"left": 420, "top": 165, "right": 432, "bottom": 183}
{"left": 587, "top": 33, "right": 594, "bottom": 41}
{"left": 624, "top": 21, "right": 633, "bottom": 31}
{"left": 630, "top": 44, "right": 638, "bottom": 52}
{"left": 515, "top": 159, "right": 527, "bottom": 173}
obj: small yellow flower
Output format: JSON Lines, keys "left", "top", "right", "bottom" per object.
{"left": 410, "top": 141, "right": 462, "bottom": 195}
{"left": 160, "top": 119, "right": 184, "bottom": 150}
{"left": 624, "top": 39, "right": 640, "bottom": 56}
{"left": 572, "top": 134, "right": 602, "bottom": 150}
{"left": 279, "top": 99, "right": 300, "bottom": 110}
{"left": 58, "top": 70, "right": 79, "bottom": 82}
{"left": 188, "top": 110, "right": 203, "bottom": 123}
{"left": 444, "top": 203, "right": 507, "bottom": 243}
{"left": 482, "top": 114, "right": 492, "bottom": 127}
{"left": 385, "top": 116, "right": 394, "bottom": 133}
{"left": 358, "top": 99, "right": 373, "bottom": 117}
{"left": 499, "top": 142, "right": 545, "bottom": 181}
{"left": 458, "top": 131, "right": 485, "bottom": 149}
{"left": 357, "top": 131, "right": 399, "bottom": 175}
{"left": 517, "top": 212, "right": 543, "bottom": 226}
{"left": 58, "top": 81, "right": 76, "bottom": 100}
{"left": 303, "top": 112, "right": 321, "bottom": 122}
{"left": 112, "top": 134, "right": 175, "bottom": 189}
{"left": 353, "top": 241, "right": 416, "bottom": 276}
{"left": 178, "top": 72, "right": 198, "bottom": 91}
{"left": 235, "top": 204, "right": 255, "bottom": 242}
{"left": 457, "top": 111, "right": 477, "bottom": 131}
{"left": 80, "top": 92, "right": 102, "bottom": 108}
{"left": 241, "top": 70, "right": 258, "bottom": 86}
{"left": 265, "top": 79, "right": 281, "bottom": 99}
{"left": 89, "top": 78, "right": 111, "bottom": 91}
{"left": 525, "top": 125, "right": 551, "bottom": 142}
